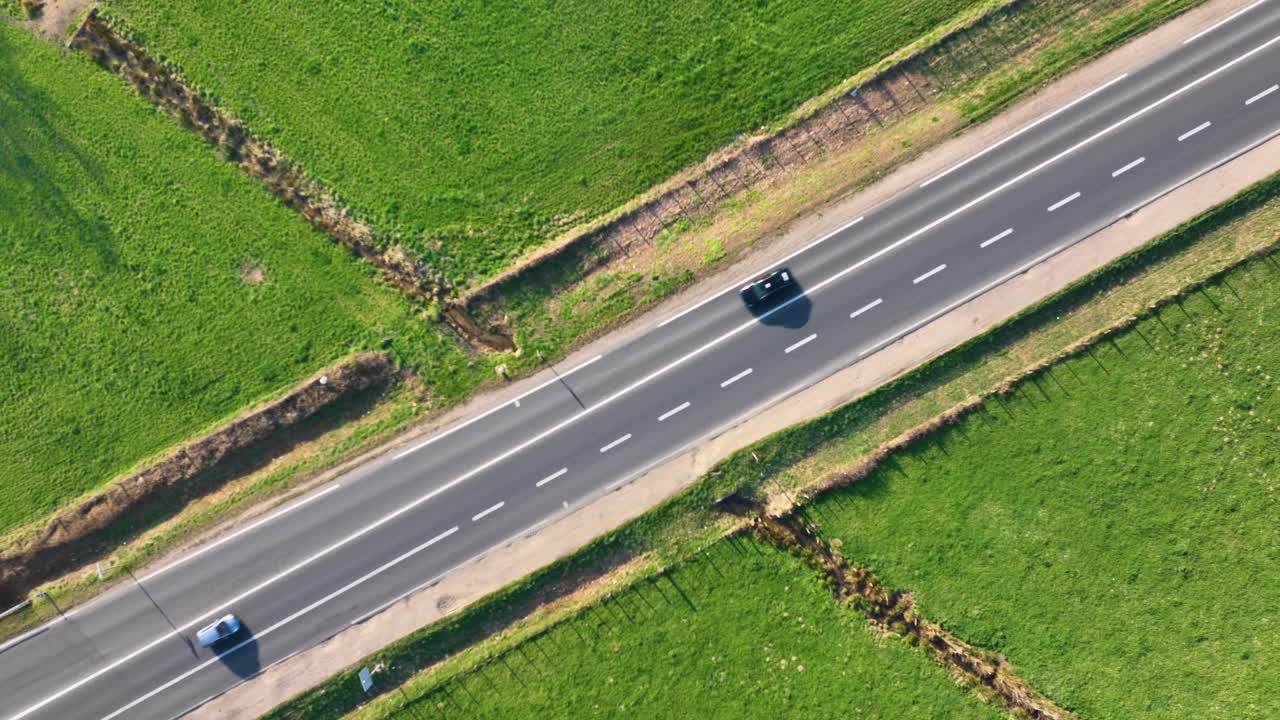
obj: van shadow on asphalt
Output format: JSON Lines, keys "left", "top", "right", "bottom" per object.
{"left": 746, "top": 279, "right": 812, "bottom": 329}
{"left": 211, "top": 621, "right": 260, "bottom": 679}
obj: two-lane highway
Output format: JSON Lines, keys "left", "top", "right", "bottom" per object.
{"left": 3, "top": 3, "right": 1279, "bottom": 717}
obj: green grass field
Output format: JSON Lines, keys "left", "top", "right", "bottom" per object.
{"left": 362, "top": 538, "right": 1004, "bottom": 720}
{"left": 0, "top": 23, "right": 480, "bottom": 536}
{"left": 100, "top": 0, "right": 986, "bottom": 286}
{"left": 811, "top": 258, "right": 1280, "bottom": 719}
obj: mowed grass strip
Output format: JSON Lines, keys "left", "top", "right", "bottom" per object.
{"left": 811, "top": 257, "right": 1280, "bottom": 719}
{"left": 0, "top": 24, "right": 470, "bottom": 536}
{"left": 100, "top": 0, "right": 986, "bottom": 285}
{"left": 356, "top": 538, "right": 1005, "bottom": 720}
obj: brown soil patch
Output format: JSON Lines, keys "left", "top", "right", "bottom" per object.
{"left": 239, "top": 260, "right": 266, "bottom": 285}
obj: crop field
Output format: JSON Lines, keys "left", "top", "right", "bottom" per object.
{"left": 362, "top": 538, "right": 1003, "bottom": 720}
{"left": 0, "top": 23, "right": 477, "bottom": 536}
{"left": 100, "top": 0, "right": 986, "bottom": 286}
{"left": 810, "top": 256, "right": 1280, "bottom": 719}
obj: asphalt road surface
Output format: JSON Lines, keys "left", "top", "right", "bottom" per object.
{"left": 3, "top": 4, "right": 1280, "bottom": 718}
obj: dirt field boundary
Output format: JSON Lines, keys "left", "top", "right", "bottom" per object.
{"left": 0, "top": 352, "right": 396, "bottom": 607}
{"left": 459, "top": 0, "right": 1200, "bottom": 322}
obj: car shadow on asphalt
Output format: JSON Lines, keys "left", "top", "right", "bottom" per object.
{"left": 746, "top": 280, "right": 812, "bottom": 329}
{"left": 212, "top": 621, "right": 261, "bottom": 679}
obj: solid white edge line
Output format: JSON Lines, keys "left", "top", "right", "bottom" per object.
{"left": 720, "top": 368, "right": 753, "bottom": 388}
{"left": 1246, "top": 84, "right": 1279, "bottom": 105}
{"left": 394, "top": 355, "right": 603, "bottom": 460}
{"left": 536, "top": 468, "right": 568, "bottom": 488}
{"left": 657, "top": 402, "right": 691, "bottom": 422}
{"left": 980, "top": 228, "right": 1014, "bottom": 248}
{"left": 137, "top": 483, "right": 343, "bottom": 585}
{"left": 1047, "top": 192, "right": 1082, "bottom": 212}
{"left": 0, "top": 481, "right": 346, "bottom": 653}
{"left": 599, "top": 434, "right": 632, "bottom": 453}
{"left": 849, "top": 298, "right": 884, "bottom": 319}
{"left": 784, "top": 333, "right": 818, "bottom": 354}
{"left": 1111, "top": 157, "right": 1146, "bottom": 178}
{"left": 98, "top": 526, "right": 460, "bottom": 720}
{"left": 1183, "top": 0, "right": 1267, "bottom": 44}
{"left": 26, "top": 37, "right": 1280, "bottom": 719}
{"left": 920, "top": 73, "right": 1130, "bottom": 188}
{"left": 471, "top": 502, "right": 505, "bottom": 522}
{"left": 1178, "top": 121, "right": 1212, "bottom": 142}
{"left": 656, "top": 216, "right": 864, "bottom": 327}
{"left": 913, "top": 264, "right": 947, "bottom": 284}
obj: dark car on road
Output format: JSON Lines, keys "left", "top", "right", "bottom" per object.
{"left": 740, "top": 268, "right": 796, "bottom": 308}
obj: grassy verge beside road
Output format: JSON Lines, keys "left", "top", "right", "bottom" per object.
{"left": 98, "top": 0, "right": 990, "bottom": 286}
{"left": 0, "top": 25, "right": 479, "bottom": 553}
{"left": 480, "top": 0, "right": 1205, "bottom": 373}
{"left": 356, "top": 540, "right": 1005, "bottom": 720}
{"left": 266, "top": 156, "right": 1280, "bottom": 720}
{"left": 811, "top": 256, "right": 1280, "bottom": 718}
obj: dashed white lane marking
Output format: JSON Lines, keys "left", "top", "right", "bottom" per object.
{"left": 1047, "top": 192, "right": 1081, "bottom": 212}
{"left": 1246, "top": 84, "right": 1278, "bottom": 105}
{"left": 913, "top": 264, "right": 947, "bottom": 285}
{"left": 395, "top": 354, "right": 602, "bottom": 459}
{"left": 658, "top": 402, "right": 691, "bottom": 422}
{"left": 720, "top": 368, "right": 753, "bottom": 388}
{"left": 536, "top": 468, "right": 567, "bottom": 488}
{"left": 849, "top": 298, "right": 883, "bottom": 319}
{"left": 920, "top": 74, "right": 1130, "bottom": 188}
{"left": 980, "top": 228, "right": 1013, "bottom": 249}
{"left": 657, "top": 216, "right": 864, "bottom": 327}
{"left": 599, "top": 434, "right": 632, "bottom": 453}
{"left": 1178, "top": 121, "right": 1212, "bottom": 142}
{"left": 97, "top": 526, "right": 459, "bottom": 720}
{"left": 784, "top": 334, "right": 818, "bottom": 354}
{"left": 471, "top": 502, "right": 505, "bottom": 522}
{"left": 1111, "top": 157, "right": 1146, "bottom": 178}
{"left": 1183, "top": 0, "right": 1267, "bottom": 44}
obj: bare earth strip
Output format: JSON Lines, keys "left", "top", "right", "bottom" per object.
{"left": 190, "top": 0, "right": 1280, "bottom": 715}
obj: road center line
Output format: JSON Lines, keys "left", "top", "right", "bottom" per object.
{"left": 1178, "top": 121, "right": 1212, "bottom": 142}
{"left": 913, "top": 264, "right": 947, "bottom": 284}
{"left": 536, "top": 468, "right": 567, "bottom": 488}
{"left": 395, "top": 354, "right": 602, "bottom": 459}
{"left": 1246, "top": 84, "right": 1278, "bottom": 105}
{"left": 599, "top": 434, "right": 632, "bottom": 453}
{"left": 784, "top": 333, "right": 818, "bottom": 354}
{"left": 657, "top": 216, "right": 863, "bottom": 327}
{"left": 1183, "top": 0, "right": 1267, "bottom": 44}
{"left": 980, "top": 228, "right": 1013, "bottom": 249}
{"left": 850, "top": 298, "right": 884, "bottom": 319}
{"left": 97, "top": 526, "right": 459, "bottom": 720}
{"left": 1111, "top": 157, "right": 1146, "bottom": 178}
{"left": 720, "top": 368, "right": 753, "bottom": 388}
{"left": 1047, "top": 192, "right": 1081, "bottom": 212}
{"left": 27, "top": 35, "right": 1280, "bottom": 720}
{"left": 471, "top": 502, "right": 504, "bottom": 522}
{"left": 658, "top": 402, "right": 691, "bottom": 422}
{"left": 920, "top": 74, "right": 1129, "bottom": 188}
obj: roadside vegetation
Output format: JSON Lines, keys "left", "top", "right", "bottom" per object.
{"left": 270, "top": 164, "right": 1280, "bottom": 718}
{"left": 99, "top": 0, "right": 989, "bottom": 287}
{"left": 0, "top": 23, "right": 478, "bottom": 537}
{"left": 353, "top": 540, "right": 1007, "bottom": 720}
{"left": 811, "top": 259, "right": 1280, "bottom": 718}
